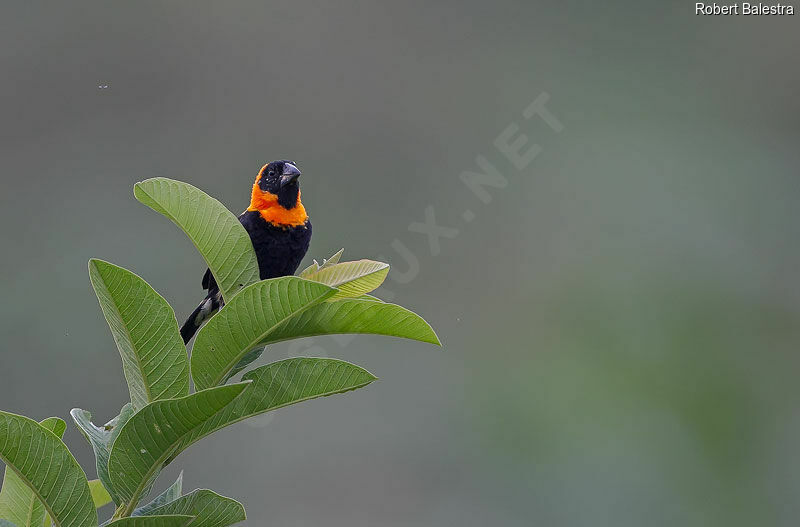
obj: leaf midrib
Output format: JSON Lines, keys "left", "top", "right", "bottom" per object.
{"left": 0, "top": 452, "right": 73, "bottom": 527}
{"left": 264, "top": 298, "right": 442, "bottom": 346}
{"left": 92, "top": 264, "right": 154, "bottom": 406}
{"left": 119, "top": 444, "right": 180, "bottom": 518}
{"left": 179, "top": 376, "right": 376, "bottom": 453}
{"left": 204, "top": 287, "right": 337, "bottom": 387}
{"left": 135, "top": 184, "right": 215, "bottom": 288}
{"left": 135, "top": 182, "right": 253, "bottom": 303}
{"left": 314, "top": 263, "right": 388, "bottom": 287}
{"left": 115, "top": 385, "right": 248, "bottom": 518}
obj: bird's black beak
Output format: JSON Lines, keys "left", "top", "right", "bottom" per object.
{"left": 279, "top": 163, "right": 301, "bottom": 188}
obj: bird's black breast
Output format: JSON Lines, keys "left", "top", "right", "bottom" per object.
{"left": 238, "top": 210, "right": 312, "bottom": 280}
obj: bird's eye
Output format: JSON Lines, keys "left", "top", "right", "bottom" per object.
{"left": 268, "top": 170, "right": 275, "bottom": 177}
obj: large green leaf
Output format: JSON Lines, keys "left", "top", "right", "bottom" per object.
{"left": 175, "top": 358, "right": 376, "bottom": 455}
{"left": 302, "top": 259, "right": 390, "bottom": 300}
{"left": 108, "top": 384, "right": 248, "bottom": 516}
{"left": 105, "top": 516, "right": 193, "bottom": 527}
{"left": 0, "top": 412, "right": 96, "bottom": 527}
{"left": 133, "top": 178, "right": 260, "bottom": 303}
{"left": 89, "top": 260, "right": 190, "bottom": 410}
{"left": 71, "top": 404, "right": 135, "bottom": 505}
{"left": 132, "top": 473, "right": 182, "bottom": 517}
{"left": 0, "top": 418, "right": 66, "bottom": 527}
{"left": 146, "top": 490, "right": 245, "bottom": 527}
{"left": 258, "top": 297, "right": 441, "bottom": 347}
{"left": 190, "top": 277, "right": 336, "bottom": 390}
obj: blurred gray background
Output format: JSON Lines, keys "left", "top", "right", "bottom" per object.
{"left": 2, "top": 1, "right": 799, "bottom": 525}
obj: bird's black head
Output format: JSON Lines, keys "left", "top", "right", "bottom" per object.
{"left": 256, "top": 160, "right": 302, "bottom": 209}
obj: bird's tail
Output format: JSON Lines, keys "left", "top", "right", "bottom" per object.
{"left": 180, "top": 294, "right": 220, "bottom": 344}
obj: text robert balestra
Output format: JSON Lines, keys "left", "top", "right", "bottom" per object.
{"left": 696, "top": 3, "right": 795, "bottom": 14}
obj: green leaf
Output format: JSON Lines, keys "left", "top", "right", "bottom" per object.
{"left": 105, "top": 515, "right": 193, "bottom": 527}
{"left": 190, "top": 277, "right": 336, "bottom": 390}
{"left": 134, "top": 178, "right": 260, "bottom": 303}
{"left": 132, "top": 473, "right": 182, "bottom": 517}
{"left": 89, "top": 260, "right": 190, "bottom": 410}
{"left": 108, "top": 384, "right": 248, "bottom": 516}
{"left": 146, "top": 490, "right": 245, "bottom": 527}
{"left": 42, "top": 418, "right": 67, "bottom": 438}
{"left": 88, "top": 481, "right": 112, "bottom": 509}
{"left": 0, "top": 412, "right": 96, "bottom": 527}
{"left": 175, "top": 358, "right": 376, "bottom": 455}
{"left": 303, "top": 260, "right": 389, "bottom": 300}
{"left": 0, "top": 418, "right": 66, "bottom": 527}
{"left": 71, "top": 404, "right": 135, "bottom": 505}
{"left": 297, "top": 261, "right": 319, "bottom": 278}
{"left": 262, "top": 298, "right": 441, "bottom": 346}
{"left": 319, "top": 248, "right": 344, "bottom": 268}
{"left": 298, "top": 248, "right": 344, "bottom": 278}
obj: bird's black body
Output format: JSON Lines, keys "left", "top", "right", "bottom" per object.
{"left": 180, "top": 160, "right": 311, "bottom": 343}
{"left": 198, "top": 212, "right": 312, "bottom": 292}
{"left": 240, "top": 211, "right": 312, "bottom": 279}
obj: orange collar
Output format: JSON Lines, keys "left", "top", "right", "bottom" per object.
{"left": 247, "top": 183, "right": 308, "bottom": 227}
